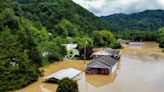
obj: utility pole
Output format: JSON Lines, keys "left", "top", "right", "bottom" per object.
{"left": 84, "top": 41, "right": 88, "bottom": 64}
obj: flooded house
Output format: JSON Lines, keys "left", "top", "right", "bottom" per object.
{"left": 129, "top": 42, "right": 144, "bottom": 46}
{"left": 118, "top": 39, "right": 130, "bottom": 44}
{"left": 44, "top": 68, "right": 82, "bottom": 82}
{"left": 86, "top": 56, "right": 118, "bottom": 75}
{"left": 91, "top": 49, "right": 121, "bottom": 60}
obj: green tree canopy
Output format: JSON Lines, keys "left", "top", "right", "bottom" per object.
{"left": 56, "top": 78, "right": 78, "bottom": 92}
{"left": 157, "top": 27, "right": 164, "bottom": 48}
{"left": 0, "top": 29, "right": 39, "bottom": 91}
{"left": 92, "top": 30, "right": 116, "bottom": 47}
{"left": 55, "top": 19, "right": 79, "bottom": 37}
{"left": 73, "top": 37, "right": 93, "bottom": 50}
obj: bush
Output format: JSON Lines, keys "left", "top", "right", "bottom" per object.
{"left": 110, "top": 42, "right": 122, "bottom": 49}
{"left": 56, "top": 78, "right": 78, "bottom": 92}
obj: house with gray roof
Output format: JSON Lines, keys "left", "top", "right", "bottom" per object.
{"left": 91, "top": 49, "right": 121, "bottom": 60}
{"left": 86, "top": 56, "right": 118, "bottom": 75}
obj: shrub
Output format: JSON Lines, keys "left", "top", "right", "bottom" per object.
{"left": 56, "top": 78, "right": 78, "bottom": 92}
{"left": 110, "top": 42, "right": 122, "bottom": 49}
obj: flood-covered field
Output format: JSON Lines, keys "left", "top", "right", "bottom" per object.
{"left": 17, "top": 42, "right": 164, "bottom": 92}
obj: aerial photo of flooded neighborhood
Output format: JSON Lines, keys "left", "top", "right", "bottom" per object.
{"left": 0, "top": 0, "right": 164, "bottom": 92}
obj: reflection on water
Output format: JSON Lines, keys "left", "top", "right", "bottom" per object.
{"left": 17, "top": 42, "right": 164, "bottom": 92}
{"left": 86, "top": 71, "right": 117, "bottom": 87}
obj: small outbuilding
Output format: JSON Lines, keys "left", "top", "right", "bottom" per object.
{"left": 44, "top": 68, "right": 82, "bottom": 82}
{"left": 86, "top": 56, "right": 118, "bottom": 75}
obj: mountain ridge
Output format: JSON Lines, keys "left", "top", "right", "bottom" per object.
{"left": 16, "top": 0, "right": 114, "bottom": 34}
{"left": 101, "top": 9, "right": 164, "bottom": 31}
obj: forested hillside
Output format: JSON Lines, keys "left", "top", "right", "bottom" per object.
{"left": 17, "top": 0, "right": 114, "bottom": 35}
{"left": 0, "top": 0, "right": 120, "bottom": 91}
{"left": 101, "top": 10, "right": 164, "bottom": 31}
{"left": 115, "top": 28, "right": 164, "bottom": 48}
{"left": 101, "top": 10, "right": 164, "bottom": 48}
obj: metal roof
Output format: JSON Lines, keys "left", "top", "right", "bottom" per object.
{"left": 92, "top": 50, "right": 111, "bottom": 56}
{"left": 92, "top": 49, "right": 120, "bottom": 56}
{"left": 129, "top": 42, "right": 144, "bottom": 46}
{"left": 87, "top": 56, "right": 117, "bottom": 69}
{"left": 44, "top": 68, "right": 81, "bottom": 80}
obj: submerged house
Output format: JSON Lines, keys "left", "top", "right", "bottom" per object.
{"left": 91, "top": 49, "right": 121, "bottom": 60}
{"left": 44, "top": 68, "right": 82, "bottom": 82}
{"left": 118, "top": 39, "right": 130, "bottom": 44}
{"left": 86, "top": 56, "right": 118, "bottom": 75}
{"left": 129, "top": 42, "right": 144, "bottom": 46}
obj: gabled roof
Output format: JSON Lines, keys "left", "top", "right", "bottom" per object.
{"left": 44, "top": 68, "right": 81, "bottom": 80}
{"left": 92, "top": 49, "right": 120, "bottom": 56}
{"left": 92, "top": 50, "right": 110, "bottom": 56}
{"left": 87, "top": 56, "right": 117, "bottom": 69}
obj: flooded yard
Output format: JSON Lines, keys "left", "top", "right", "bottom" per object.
{"left": 17, "top": 42, "right": 164, "bottom": 92}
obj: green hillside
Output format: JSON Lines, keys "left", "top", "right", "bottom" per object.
{"left": 101, "top": 10, "right": 164, "bottom": 31}
{"left": 0, "top": 0, "right": 119, "bottom": 91}
{"left": 17, "top": 0, "right": 114, "bottom": 35}
{"left": 101, "top": 10, "right": 164, "bottom": 48}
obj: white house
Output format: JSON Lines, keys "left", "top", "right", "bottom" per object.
{"left": 62, "top": 44, "right": 80, "bottom": 60}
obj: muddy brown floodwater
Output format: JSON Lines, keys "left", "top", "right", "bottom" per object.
{"left": 17, "top": 42, "right": 164, "bottom": 92}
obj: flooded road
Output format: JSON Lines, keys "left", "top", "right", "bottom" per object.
{"left": 17, "top": 42, "right": 164, "bottom": 92}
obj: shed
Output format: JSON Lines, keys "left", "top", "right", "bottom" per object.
{"left": 44, "top": 68, "right": 82, "bottom": 82}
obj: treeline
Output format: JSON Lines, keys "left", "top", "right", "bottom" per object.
{"left": 101, "top": 10, "right": 164, "bottom": 31}
{"left": 115, "top": 27, "right": 164, "bottom": 48}
{"left": 0, "top": 0, "right": 120, "bottom": 91}
{"left": 0, "top": 7, "right": 67, "bottom": 91}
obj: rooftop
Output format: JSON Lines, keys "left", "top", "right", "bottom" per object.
{"left": 44, "top": 68, "right": 81, "bottom": 80}
{"left": 129, "top": 42, "right": 144, "bottom": 46}
{"left": 87, "top": 56, "right": 117, "bottom": 69}
{"left": 92, "top": 49, "right": 120, "bottom": 56}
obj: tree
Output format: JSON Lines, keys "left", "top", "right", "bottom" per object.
{"left": 110, "top": 42, "right": 122, "bottom": 49}
{"left": 157, "top": 27, "right": 164, "bottom": 48}
{"left": 73, "top": 37, "right": 93, "bottom": 50}
{"left": 0, "top": 8, "right": 20, "bottom": 33}
{"left": 40, "top": 40, "right": 66, "bottom": 63}
{"left": 92, "top": 30, "right": 116, "bottom": 47}
{"left": 55, "top": 19, "right": 79, "bottom": 37}
{"left": 56, "top": 78, "right": 78, "bottom": 92}
{"left": 18, "top": 18, "right": 48, "bottom": 67}
{"left": 13, "top": 2, "right": 23, "bottom": 16}
{"left": 0, "top": 29, "right": 39, "bottom": 91}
